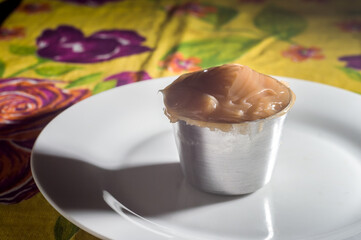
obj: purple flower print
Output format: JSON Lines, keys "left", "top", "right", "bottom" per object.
{"left": 104, "top": 71, "right": 152, "bottom": 86}
{"left": 337, "top": 20, "right": 361, "bottom": 33}
{"left": 58, "top": 0, "right": 122, "bottom": 6}
{"left": 36, "top": 25, "right": 151, "bottom": 63}
{"left": 339, "top": 55, "right": 361, "bottom": 70}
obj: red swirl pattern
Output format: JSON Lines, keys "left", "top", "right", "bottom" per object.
{"left": 0, "top": 78, "right": 90, "bottom": 204}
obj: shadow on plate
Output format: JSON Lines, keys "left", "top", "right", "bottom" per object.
{"left": 32, "top": 153, "right": 241, "bottom": 217}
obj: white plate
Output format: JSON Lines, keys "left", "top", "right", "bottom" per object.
{"left": 31, "top": 76, "right": 361, "bottom": 240}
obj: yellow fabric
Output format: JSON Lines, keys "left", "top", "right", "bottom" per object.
{"left": 1, "top": 0, "right": 361, "bottom": 92}
{"left": 0, "top": 193, "right": 95, "bottom": 239}
{"left": 0, "top": 0, "right": 360, "bottom": 239}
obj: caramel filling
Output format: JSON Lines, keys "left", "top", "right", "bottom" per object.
{"left": 161, "top": 64, "right": 292, "bottom": 124}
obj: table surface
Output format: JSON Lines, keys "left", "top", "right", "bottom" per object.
{"left": 0, "top": 0, "right": 360, "bottom": 239}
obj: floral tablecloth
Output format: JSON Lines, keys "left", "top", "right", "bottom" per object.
{"left": 0, "top": 0, "right": 360, "bottom": 239}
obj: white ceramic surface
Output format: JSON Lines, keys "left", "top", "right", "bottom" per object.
{"left": 31, "top": 76, "right": 361, "bottom": 240}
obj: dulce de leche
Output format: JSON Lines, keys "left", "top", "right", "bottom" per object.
{"left": 161, "top": 64, "right": 293, "bottom": 125}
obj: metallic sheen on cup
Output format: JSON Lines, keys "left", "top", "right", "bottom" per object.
{"left": 172, "top": 94, "right": 294, "bottom": 195}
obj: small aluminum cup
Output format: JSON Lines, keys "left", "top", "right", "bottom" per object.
{"left": 172, "top": 91, "right": 295, "bottom": 195}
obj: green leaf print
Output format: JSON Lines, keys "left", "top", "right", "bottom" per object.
{"left": 201, "top": 5, "right": 238, "bottom": 28}
{"left": 54, "top": 216, "right": 79, "bottom": 240}
{"left": 35, "top": 65, "right": 78, "bottom": 77}
{"left": 65, "top": 73, "right": 102, "bottom": 89}
{"left": 254, "top": 5, "right": 307, "bottom": 40}
{"left": 92, "top": 80, "right": 117, "bottom": 95}
{"left": 338, "top": 66, "right": 361, "bottom": 82}
{"left": 7, "top": 57, "right": 49, "bottom": 78}
{"left": 9, "top": 44, "right": 36, "bottom": 56}
{"left": 0, "top": 60, "right": 5, "bottom": 77}
{"left": 165, "top": 37, "right": 260, "bottom": 68}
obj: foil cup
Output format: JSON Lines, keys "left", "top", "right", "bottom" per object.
{"left": 172, "top": 94, "right": 295, "bottom": 195}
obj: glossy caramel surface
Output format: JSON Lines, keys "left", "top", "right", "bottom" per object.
{"left": 162, "top": 64, "right": 292, "bottom": 123}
